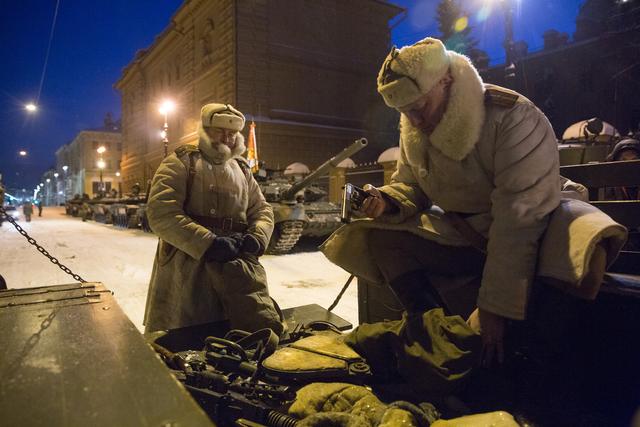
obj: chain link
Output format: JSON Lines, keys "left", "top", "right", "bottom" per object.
{"left": 0, "top": 206, "right": 87, "bottom": 283}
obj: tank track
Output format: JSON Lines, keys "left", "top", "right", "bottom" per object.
{"left": 267, "top": 220, "right": 305, "bottom": 254}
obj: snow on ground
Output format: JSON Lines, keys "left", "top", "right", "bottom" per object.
{"left": 0, "top": 206, "right": 357, "bottom": 331}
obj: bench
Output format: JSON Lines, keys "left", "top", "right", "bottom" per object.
{"left": 559, "top": 159, "right": 640, "bottom": 292}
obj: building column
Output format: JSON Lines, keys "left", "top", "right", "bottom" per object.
{"left": 329, "top": 167, "right": 347, "bottom": 204}
{"left": 380, "top": 161, "right": 397, "bottom": 185}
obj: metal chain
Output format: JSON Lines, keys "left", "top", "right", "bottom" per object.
{"left": 0, "top": 206, "right": 87, "bottom": 283}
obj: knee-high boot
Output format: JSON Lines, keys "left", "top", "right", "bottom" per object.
{"left": 388, "top": 269, "right": 448, "bottom": 315}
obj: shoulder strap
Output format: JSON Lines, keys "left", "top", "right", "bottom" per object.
{"left": 235, "top": 157, "right": 251, "bottom": 183}
{"left": 484, "top": 84, "right": 519, "bottom": 108}
{"left": 174, "top": 145, "right": 200, "bottom": 209}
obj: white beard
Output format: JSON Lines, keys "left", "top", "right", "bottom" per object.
{"left": 197, "top": 124, "right": 246, "bottom": 163}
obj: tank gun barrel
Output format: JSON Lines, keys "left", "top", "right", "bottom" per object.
{"left": 281, "top": 138, "right": 368, "bottom": 200}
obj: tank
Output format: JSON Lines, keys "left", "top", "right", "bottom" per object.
{"left": 109, "top": 194, "right": 148, "bottom": 229}
{"left": 261, "top": 138, "right": 368, "bottom": 254}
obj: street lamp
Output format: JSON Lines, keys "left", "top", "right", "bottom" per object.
{"left": 97, "top": 146, "right": 107, "bottom": 196}
{"left": 500, "top": 0, "right": 516, "bottom": 78}
{"left": 45, "top": 178, "right": 51, "bottom": 206}
{"left": 25, "top": 103, "right": 37, "bottom": 112}
{"left": 53, "top": 173, "right": 60, "bottom": 204}
{"left": 97, "top": 159, "right": 106, "bottom": 196}
{"left": 62, "top": 165, "right": 69, "bottom": 201}
{"left": 158, "top": 100, "right": 175, "bottom": 157}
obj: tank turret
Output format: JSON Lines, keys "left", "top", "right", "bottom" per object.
{"left": 280, "top": 138, "right": 367, "bottom": 201}
{"left": 262, "top": 138, "right": 368, "bottom": 254}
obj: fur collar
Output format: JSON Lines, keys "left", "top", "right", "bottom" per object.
{"left": 400, "top": 52, "right": 485, "bottom": 162}
{"left": 197, "top": 124, "right": 246, "bottom": 164}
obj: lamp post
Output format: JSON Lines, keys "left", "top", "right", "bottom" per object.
{"left": 492, "top": 0, "right": 517, "bottom": 83}
{"left": 159, "top": 100, "right": 175, "bottom": 158}
{"left": 62, "top": 165, "right": 68, "bottom": 200}
{"left": 97, "top": 146, "right": 106, "bottom": 197}
{"left": 53, "top": 172, "right": 59, "bottom": 205}
{"left": 45, "top": 178, "right": 51, "bottom": 206}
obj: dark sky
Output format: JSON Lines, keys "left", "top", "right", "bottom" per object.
{"left": 0, "top": 0, "right": 582, "bottom": 192}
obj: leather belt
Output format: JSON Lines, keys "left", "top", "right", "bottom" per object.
{"left": 192, "top": 215, "right": 248, "bottom": 233}
{"left": 443, "top": 211, "right": 487, "bottom": 253}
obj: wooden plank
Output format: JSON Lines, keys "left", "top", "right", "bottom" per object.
{"left": 601, "top": 273, "right": 640, "bottom": 298}
{"left": 590, "top": 201, "right": 640, "bottom": 228}
{"left": 0, "top": 283, "right": 214, "bottom": 427}
{"left": 608, "top": 250, "right": 640, "bottom": 275}
{"left": 560, "top": 159, "right": 640, "bottom": 188}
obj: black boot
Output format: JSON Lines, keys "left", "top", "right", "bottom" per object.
{"left": 388, "top": 270, "right": 448, "bottom": 315}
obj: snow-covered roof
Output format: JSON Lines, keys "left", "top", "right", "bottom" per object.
{"left": 562, "top": 118, "right": 620, "bottom": 142}
{"left": 284, "top": 162, "right": 310, "bottom": 175}
{"left": 377, "top": 146, "right": 400, "bottom": 163}
{"left": 336, "top": 158, "right": 356, "bottom": 168}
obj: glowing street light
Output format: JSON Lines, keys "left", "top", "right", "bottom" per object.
{"left": 54, "top": 172, "right": 59, "bottom": 178}
{"left": 97, "top": 159, "right": 106, "bottom": 196}
{"left": 46, "top": 178, "right": 51, "bottom": 183}
{"left": 25, "top": 103, "right": 37, "bottom": 112}
{"left": 158, "top": 100, "right": 175, "bottom": 116}
{"left": 62, "top": 165, "right": 68, "bottom": 172}
{"left": 159, "top": 99, "right": 175, "bottom": 157}
{"left": 483, "top": 0, "right": 517, "bottom": 78}
{"left": 19, "top": 150, "right": 27, "bottom": 156}
{"left": 115, "top": 171, "right": 121, "bottom": 177}
{"left": 96, "top": 146, "right": 107, "bottom": 196}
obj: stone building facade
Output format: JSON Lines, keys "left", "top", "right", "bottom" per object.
{"left": 55, "top": 130, "right": 122, "bottom": 199}
{"left": 115, "top": 0, "right": 402, "bottom": 192}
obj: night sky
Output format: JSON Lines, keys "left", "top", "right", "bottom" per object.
{"left": 0, "top": 0, "right": 582, "bottom": 192}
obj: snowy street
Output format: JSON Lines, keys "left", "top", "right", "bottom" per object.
{"left": 0, "top": 206, "right": 358, "bottom": 331}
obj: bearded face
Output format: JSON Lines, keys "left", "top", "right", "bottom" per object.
{"left": 198, "top": 124, "right": 246, "bottom": 162}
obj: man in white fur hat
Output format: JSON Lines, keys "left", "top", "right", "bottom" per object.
{"left": 143, "top": 103, "right": 284, "bottom": 336}
{"left": 321, "top": 38, "right": 626, "bottom": 366}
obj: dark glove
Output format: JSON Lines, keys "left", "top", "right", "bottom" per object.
{"left": 241, "top": 234, "right": 263, "bottom": 256}
{"left": 205, "top": 236, "right": 241, "bottom": 263}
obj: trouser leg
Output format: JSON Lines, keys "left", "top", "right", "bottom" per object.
{"left": 368, "top": 229, "right": 485, "bottom": 315}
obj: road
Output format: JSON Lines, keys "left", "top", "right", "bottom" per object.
{"left": 0, "top": 206, "right": 357, "bottom": 331}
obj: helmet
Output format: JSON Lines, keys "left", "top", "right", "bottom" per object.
{"left": 607, "top": 138, "right": 640, "bottom": 161}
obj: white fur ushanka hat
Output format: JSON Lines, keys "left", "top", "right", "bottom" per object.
{"left": 201, "top": 103, "right": 245, "bottom": 131}
{"left": 377, "top": 38, "right": 451, "bottom": 108}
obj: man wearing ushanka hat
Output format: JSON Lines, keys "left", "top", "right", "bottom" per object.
{"left": 144, "top": 103, "right": 284, "bottom": 336}
{"left": 321, "top": 38, "right": 627, "bottom": 365}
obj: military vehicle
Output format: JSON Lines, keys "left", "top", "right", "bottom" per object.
{"left": 261, "top": 138, "right": 368, "bottom": 254}
{"left": 558, "top": 117, "right": 619, "bottom": 165}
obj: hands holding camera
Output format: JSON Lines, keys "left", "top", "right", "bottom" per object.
{"left": 205, "top": 233, "right": 263, "bottom": 263}
{"left": 358, "top": 184, "right": 388, "bottom": 219}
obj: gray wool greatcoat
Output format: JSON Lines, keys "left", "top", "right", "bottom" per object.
{"left": 322, "top": 84, "right": 627, "bottom": 321}
{"left": 143, "top": 145, "right": 280, "bottom": 333}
